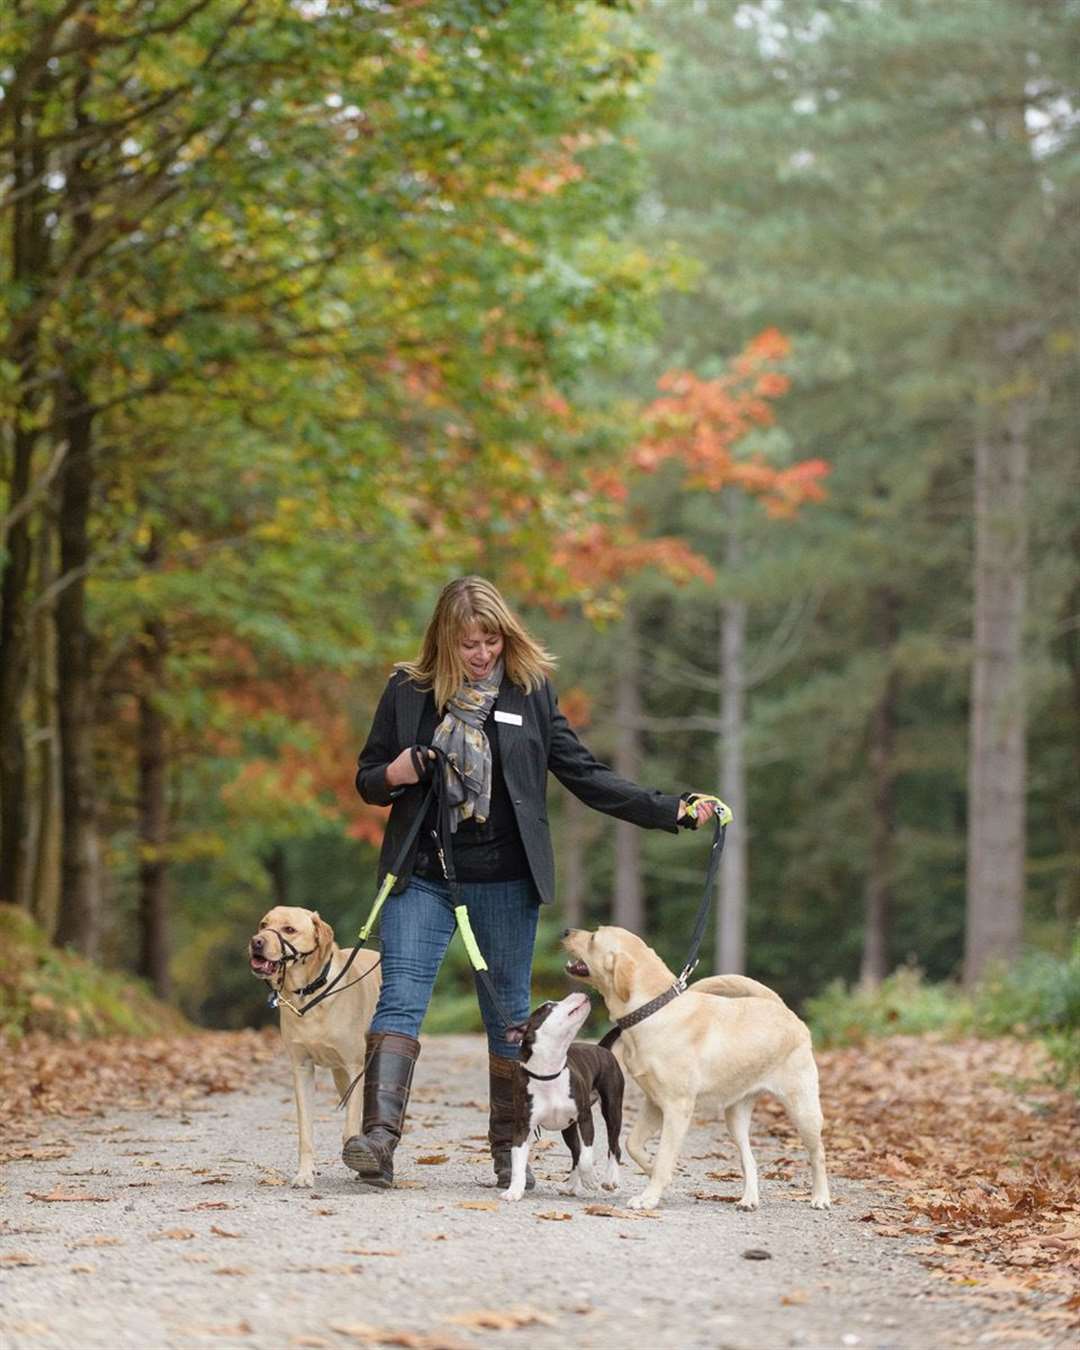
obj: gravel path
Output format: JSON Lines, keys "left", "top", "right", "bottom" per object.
{"left": 0, "top": 1034, "right": 1064, "bottom": 1350}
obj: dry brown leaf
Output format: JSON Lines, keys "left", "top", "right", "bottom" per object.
{"left": 345, "top": 1249, "right": 401, "bottom": 1257}
{"left": 0, "top": 1252, "right": 41, "bottom": 1266}
{"left": 535, "top": 1211, "right": 572, "bottom": 1222}
{"left": 780, "top": 1290, "right": 810, "bottom": 1306}
{"left": 210, "top": 1225, "right": 242, "bottom": 1239}
{"left": 70, "top": 1263, "right": 96, "bottom": 1274}
{"left": 213, "top": 1266, "right": 251, "bottom": 1276}
{"left": 26, "top": 1188, "right": 111, "bottom": 1203}
{"left": 192, "top": 1322, "right": 253, "bottom": 1338}
{"left": 292, "top": 1338, "right": 330, "bottom": 1348}
{"left": 181, "top": 1201, "right": 235, "bottom": 1211}
{"left": 447, "top": 1307, "right": 555, "bottom": 1330}
{"left": 415, "top": 1155, "right": 449, "bottom": 1165}
{"left": 328, "top": 1324, "right": 379, "bottom": 1342}
{"left": 457, "top": 1200, "right": 498, "bottom": 1212}
{"left": 152, "top": 1227, "right": 196, "bottom": 1241}
{"left": 71, "top": 1234, "right": 123, "bottom": 1248}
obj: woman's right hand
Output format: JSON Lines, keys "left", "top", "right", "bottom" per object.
{"left": 385, "top": 746, "right": 435, "bottom": 788}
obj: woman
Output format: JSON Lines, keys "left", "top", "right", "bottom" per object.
{"left": 342, "top": 576, "right": 716, "bottom": 1190}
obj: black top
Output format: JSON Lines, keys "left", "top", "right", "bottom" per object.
{"left": 411, "top": 695, "right": 531, "bottom": 883}
{"left": 356, "top": 671, "right": 684, "bottom": 906}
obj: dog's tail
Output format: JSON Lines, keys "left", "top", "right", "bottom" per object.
{"left": 691, "top": 974, "right": 785, "bottom": 1004}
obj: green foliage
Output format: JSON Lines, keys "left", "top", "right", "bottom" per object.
{"left": 0, "top": 905, "right": 190, "bottom": 1041}
{"left": 806, "top": 937, "right": 1080, "bottom": 1088}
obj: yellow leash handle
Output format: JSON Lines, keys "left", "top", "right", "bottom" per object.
{"left": 684, "top": 793, "right": 734, "bottom": 827}
{"left": 358, "top": 872, "right": 396, "bottom": 943}
{"left": 454, "top": 905, "right": 489, "bottom": 972}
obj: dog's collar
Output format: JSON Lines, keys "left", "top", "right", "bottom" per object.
{"left": 615, "top": 980, "right": 684, "bottom": 1031}
{"left": 521, "top": 1062, "right": 566, "bottom": 1082}
{"left": 297, "top": 956, "right": 333, "bottom": 999}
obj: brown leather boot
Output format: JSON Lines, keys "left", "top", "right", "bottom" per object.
{"left": 342, "top": 1032, "right": 420, "bottom": 1188}
{"left": 488, "top": 1052, "right": 535, "bottom": 1191}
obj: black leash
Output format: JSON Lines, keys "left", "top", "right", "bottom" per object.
{"left": 605, "top": 802, "right": 730, "bottom": 1043}
{"left": 271, "top": 769, "right": 443, "bottom": 1017}
{"left": 427, "top": 746, "right": 519, "bottom": 1033}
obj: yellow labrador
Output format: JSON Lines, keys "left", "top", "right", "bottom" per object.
{"left": 562, "top": 925, "right": 830, "bottom": 1213}
{"left": 249, "top": 905, "right": 381, "bottom": 1187}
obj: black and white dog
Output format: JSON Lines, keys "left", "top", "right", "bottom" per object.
{"left": 500, "top": 991, "right": 624, "bottom": 1202}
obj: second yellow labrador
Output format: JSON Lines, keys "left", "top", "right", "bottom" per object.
{"left": 249, "top": 905, "right": 381, "bottom": 1187}
{"left": 562, "top": 925, "right": 830, "bottom": 1213}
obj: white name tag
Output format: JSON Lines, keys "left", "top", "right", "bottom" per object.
{"left": 493, "top": 710, "right": 523, "bottom": 725}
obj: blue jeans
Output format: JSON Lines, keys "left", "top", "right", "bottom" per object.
{"left": 370, "top": 875, "right": 540, "bottom": 1060}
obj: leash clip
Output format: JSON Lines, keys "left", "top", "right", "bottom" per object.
{"left": 267, "top": 990, "right": 280, "bottom": 1010}
{"left": 677, "top": 959, "right": 697, "bottom": 990}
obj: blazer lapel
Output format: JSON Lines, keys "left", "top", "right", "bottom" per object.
{"left": 493, "top": 677, "right": 526, "bottom": 771}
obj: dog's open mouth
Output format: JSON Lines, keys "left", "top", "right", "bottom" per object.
{"left": 249, "top": 955, "right": 281, "bottom": 978}
{"left": 565, "top": 959, "right": 590, "bottom": 979}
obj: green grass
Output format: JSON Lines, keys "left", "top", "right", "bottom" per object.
{"left": 0, "top": 904, "right": 192, "bottom": 1041}
{"left": 805, "top": 934, "right": 1080, "bottom": 1089}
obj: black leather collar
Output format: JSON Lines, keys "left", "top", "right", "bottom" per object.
{"left": 615, "top": 982, "right": 684, "bottom": 1031}
{"left": 297, "top": 956, "right": 333, "bottom": 999}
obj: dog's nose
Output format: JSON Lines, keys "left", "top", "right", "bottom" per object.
{"left": 251, "top": 936, "right": 264, "bottom": 954}
{"left": 560, "top": 928, "right": 571, "bottom": 939}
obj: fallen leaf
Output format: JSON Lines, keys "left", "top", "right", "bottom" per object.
{"left": 0, "top": 1252, "right": 41, "bottom": 1266}
{"left": 457, "top": 1201, "right": 498, "bottom": 1212}
{"left": 181, "top": 1201, "right": 236, "bottom": 1211}
{"left": 152, "top": 1228, "right": 195, "bottom": 1241}
{"left": 70, "top": 1263, "right": 96, "bottom": 1274}
{"left": 210, "top": 1225, "right": 242, "bottom": 1239}
{"left": 780, "top": 1289, "right": 809, "bottom": 1306}
{"left": 27, "top": 1188, "right": 111, "bottom": 1203}
{"left": 743, "top": 1248, "right": 772, "bottom": 1261}
{"left": 292, "top": 1338, "right": 329, "bottom": 1348}
{"left": 536, "top": 1211, "right": 572, "bottom": 1222}
{"left": 345, "top": 1249, "right": 401, "bottom": 1257}
{"left": 448, "top": 1307, "right": 555, "bottom": 1330}
{"left": 415, "top": 1155, "right": 449, "bottom": 1165}
{"left": 192, "top": 1322, "right": 253, "bottom": 1338}
{"left": 213, "top": 1266, "right": 251, "bottom": 1276}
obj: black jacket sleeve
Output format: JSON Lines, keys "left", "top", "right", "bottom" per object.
{"left": 355, "top": 675, "right": 408, "bottom": 807}
{"left": 544, "top": 680, "right": 681, "bottom": 833}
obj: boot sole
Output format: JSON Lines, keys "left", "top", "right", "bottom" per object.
{"left": 342, "top": 1137, "right": 390, "bottom": 1184}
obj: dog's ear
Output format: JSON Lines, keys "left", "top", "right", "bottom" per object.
{"left": 311, "top": 911, "right": 334, "bottom": 957}
{"left": 504, "top": 1023, "right": 527, "bottom": 1046}
{"left": 608, "top": 952, "right": 632, "bottom": 1004}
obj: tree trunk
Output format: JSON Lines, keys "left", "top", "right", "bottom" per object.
{"left": 29, "top": 510, "right": 62, "bottom": 934}
{"left": 560, "top": 790, "right": 590, "bottom": 931}
{"left": 860, "top": 588, "right": 900, "bottom": 988}
{"left": 0, "top": 64, "right": 49, "bottom": 908}
{"left": 612, "top": 606, "right": 644, "bottom": 934}
{"left": 52, "top": 55, "right": 102, "bottom": 957}
{"left": 263, "top": 845, "right": 289, "bottom": 907}
{"left": 717, "top": 518, "right": 747, "bottom": 974}
{"left": 964, "top": 401, "right": 1028, "bottom": 985}
{"left": 137, "top": 606, "right": 170, "bottom": 998}
{"left": 53, "top": 381, "right": 101, "bottom": 955}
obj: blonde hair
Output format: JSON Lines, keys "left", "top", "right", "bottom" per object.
{"left": 396, "top": 576, "right": 556, "bottom": 710}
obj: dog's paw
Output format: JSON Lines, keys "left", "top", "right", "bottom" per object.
{"left": 735, "top": 1196, "right": 760, "bottom": 1212}
{"left": 602, "top": 1160, "right": 620, "bottom": 1192}
{"left": 626, "top": 1190, "right": 660, "bottom": 1211}
{"left": 499, "top": 1187, "right": 525, "bottom": 1203}
{"left": 291, "top": 1169, "right": 315, "bottom": 1188}
{"left": 810, "top": 1195, "right": 832, "bottom": 1211}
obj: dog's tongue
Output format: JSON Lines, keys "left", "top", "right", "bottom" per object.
{"left": 250, "top": 956, "right": 279, "bottom": 976}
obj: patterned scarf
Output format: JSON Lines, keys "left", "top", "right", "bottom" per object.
{"left": 431, "top": 660, "right": 504, "bottom": 832}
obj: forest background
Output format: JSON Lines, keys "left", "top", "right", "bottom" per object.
{"left": 1, "top": 0, "right": 1077, "bottom": 1060}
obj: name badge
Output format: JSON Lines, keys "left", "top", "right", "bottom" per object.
{"left": 493, "top": 710, "right": 523, "bottom": 726}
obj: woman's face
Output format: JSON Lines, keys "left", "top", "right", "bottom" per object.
{"left": 459, "top": 622, "right": 504, "bottom": 682}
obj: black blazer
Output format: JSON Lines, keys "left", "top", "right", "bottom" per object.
{"left": 356, "top": 671, "right": 682, "bottom": 905}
